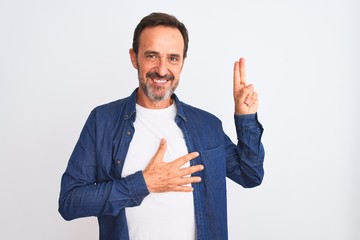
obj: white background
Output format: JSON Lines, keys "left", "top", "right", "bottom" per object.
{"left": 1, "top": 0, "right": 359, "bottom": 239}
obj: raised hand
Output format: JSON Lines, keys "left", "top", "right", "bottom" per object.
{"left": 143, "top": 139, "right": 203, "bottom": 193}
{"left": 233, "top": 57, "right": 259, "bottom": 115}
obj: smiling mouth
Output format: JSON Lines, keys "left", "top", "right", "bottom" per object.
{"left": 153, "top": 79, "right": 167, "bottom": 84}
{"left": 146, "top": 72, "right": 174, "bottom": 83}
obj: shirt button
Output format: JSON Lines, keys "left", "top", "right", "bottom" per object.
{"left": 116, "top": 160, "right": 122, "bottom": 165}
{"left": 127, "top": 131, "right": 131, "bottom": 135}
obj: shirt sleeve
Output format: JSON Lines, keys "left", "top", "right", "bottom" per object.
{"left": 225, "top": 113, "right": 265, "bottom": 188}
{"left": 58, "top": 111, "right": 150, "bottom": 221}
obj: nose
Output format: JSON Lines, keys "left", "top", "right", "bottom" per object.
{"left": 156, "top": 59, "right": 168, "bottom": 77}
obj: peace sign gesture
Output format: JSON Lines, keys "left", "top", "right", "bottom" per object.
{"left": 233, "top": 57, "right": 259, "bottom": 115}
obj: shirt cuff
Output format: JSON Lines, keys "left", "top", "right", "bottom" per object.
{"left": 125, "top": 170, "right": 150, "bottom": 205}
{"left": 234, "top": 113, "right": 263, "bottom": 130}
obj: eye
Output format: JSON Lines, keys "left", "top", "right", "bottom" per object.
{"left": 169, "top": 56, "right": 180, "bottom": 63}
{"left": 145, "top": 54, "right": 157, "bottom": 61}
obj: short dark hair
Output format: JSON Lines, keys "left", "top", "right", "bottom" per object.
{"left": 132, "top": 12, "right": 189, "bottom": 58}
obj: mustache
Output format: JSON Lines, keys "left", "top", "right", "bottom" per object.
{"left": 146, "top": 72, "right": 174, "bottom": 81}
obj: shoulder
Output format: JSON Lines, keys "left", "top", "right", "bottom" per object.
{"left": 180, "top": 101, "right": 222, "bottom": 125}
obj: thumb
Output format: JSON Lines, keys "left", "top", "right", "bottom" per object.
{"left": 238, "top": 84, "right": 254, "bottom": 104}
{"left": 153, "top": 138, "right": 167, "bottom": 163}
{"left": 144, "top": 139, "right": 167, "bottom": 172}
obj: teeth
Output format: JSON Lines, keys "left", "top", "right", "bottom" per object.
{"left": 154, "top": 79, "right": 167, "bottom": 83}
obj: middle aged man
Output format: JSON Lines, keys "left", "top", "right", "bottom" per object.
{"left": 59, "top": 12, "right": 265, "bottom": 240}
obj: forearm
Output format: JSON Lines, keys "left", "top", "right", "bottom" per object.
{"left": 58, "top": 170, "right": 149, "bottom": 220}
{"left": 226, "top": 113, "right": 265, "bottom": 187}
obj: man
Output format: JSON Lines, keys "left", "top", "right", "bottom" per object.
{"left": 59, "top": 12, "right": 265, "bottom": 240}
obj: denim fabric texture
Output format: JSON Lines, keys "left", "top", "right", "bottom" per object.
{"left": 59, "top": 88, "right": 265, "bottom": 240}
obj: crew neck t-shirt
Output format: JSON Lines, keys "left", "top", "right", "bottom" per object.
{"left": 122, "top": 103, "right": 195, "bottom": 240}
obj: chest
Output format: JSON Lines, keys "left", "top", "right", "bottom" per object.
{"left": 121, "top": 104, "right": 189, "bottom": 177}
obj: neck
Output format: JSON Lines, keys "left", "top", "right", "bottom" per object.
{"left": 136, "top": 92, "right": 173, "bottom": 109}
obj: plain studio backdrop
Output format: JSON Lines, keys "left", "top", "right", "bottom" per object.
{"left": 0, "top": 0, "right": 359, "bottom": 239}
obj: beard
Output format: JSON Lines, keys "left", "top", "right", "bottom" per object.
{"left": 138, "top": 70, "right": 178, "bottom": 102}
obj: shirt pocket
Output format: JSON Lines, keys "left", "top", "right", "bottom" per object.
{"left": 201, "top": 145, "right": 226, "bottom": 187}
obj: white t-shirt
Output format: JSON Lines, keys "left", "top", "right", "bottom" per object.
{"left": 122, "top": 103, "right": 195, "bottom": 240}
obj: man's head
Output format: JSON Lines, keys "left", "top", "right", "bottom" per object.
{"left": 129, "top": 13, "right": 189, "bottom": 108}
{"left": 132, "top": 12, "right": 189, "bottom": 59}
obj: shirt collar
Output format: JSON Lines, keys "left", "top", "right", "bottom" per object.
{"left": 124, "top": 88, "right": 187, "bottom": 122}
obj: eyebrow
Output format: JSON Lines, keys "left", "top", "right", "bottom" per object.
{"left": 144, "top": 51, "right": 181, "bottom": 58}
{"left": 144, "top": 51, "right": 159, "bottom": 55}
{"left": 169, "top": 53, "right": 181, "bottom": 59}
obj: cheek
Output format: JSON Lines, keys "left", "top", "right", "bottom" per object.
{"left": 172, "top": 67, "right": 182, "bottom": 78}
{"left": 137, "top": 65, "right": 150, "bottom": 77}
{"left": 140, "top": 63, "right": 157, "bottom": 74}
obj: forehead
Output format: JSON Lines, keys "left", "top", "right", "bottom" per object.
{"left": 138, "top": 26, "right": 184, "bottom": 55}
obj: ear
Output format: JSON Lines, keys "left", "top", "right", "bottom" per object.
{"left": 129, "top": 48, "right": 138, "bottom": 69}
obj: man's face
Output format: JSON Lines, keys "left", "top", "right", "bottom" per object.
{"left": 130, "top": 26, "right": 185, "bottom": 107}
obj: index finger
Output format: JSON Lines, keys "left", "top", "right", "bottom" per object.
{"left": 239, "top": 57, "right": 247, "bottom": 86}
{"left": 233, "top": 58, "right": 247, "bottom": 93}
{"left": 173, "top": 152, "right": 200, "bottom": 168}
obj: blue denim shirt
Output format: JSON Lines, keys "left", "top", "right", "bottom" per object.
{"left": 59, "top": 89, "right": 265, "bottom": 240}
